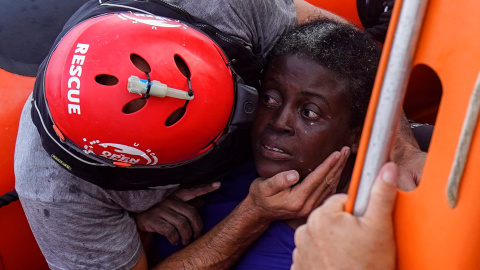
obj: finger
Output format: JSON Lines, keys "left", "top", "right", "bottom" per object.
{"left": 397, "top": 171, "right": 417, "bottom": 191}
{"left": 293, "top": 224, "right": 307, "bottom": 248}
{"left": 330, "top": 146, "right": 350, "bottom": 180}
{"left": 292, "top": 225, "right": 308, "bottom": 270}
{"left": 173, "top": 182, "right": 221, "bottom": 202}
{"left": 165, "top": 200, "right": 203, "bottom": 240}
{"left": 323, "top": 146, "right": 351, "bottom": 185}
{"left": 310, "top": 147, "right": 351, "bottom": 207}
{"left": 291, "top": 150, "right": 342, "bottom": 196}
{"left": 294, "top": 148, "right": 349, "bottom": 209}
{"left": 256, "top": 170, "right": 300, "bottom": 196}
{"left": 314, "top": 193, "right": 348, "bottom": 214}
{"left": 364, "top": 162, "right": 398, "bottom": 221}
{"left": 188, "top": 197, "right": 205, "bottom": 209}
{"left": 158, "top": 220, "right": 180, "bottom": 246}
{"left": 159, "top": 205, "right": 194, "bottom": 245}
{"left": 291, "top": 248, "right": 300, "bottom": 270}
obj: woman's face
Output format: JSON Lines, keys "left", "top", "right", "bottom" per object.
{"left": 251, "top": 54, "right": 357, "bottom": 179}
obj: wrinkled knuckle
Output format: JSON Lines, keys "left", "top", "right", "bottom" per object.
{"left": 166, "top": 228, "right": 177, "bottom": 238}
{"left": 155, "top": 227, "right": 167, "bottom": 235}
{"left": 266, "top": 178, "right": 277, "bottom": 190}
{"left": 178, "top": 216, "right": 189, "bottom": 227}
{"left": 184, "top": 205, "right": 197, "bottom": 216}
{"left": 290, "top": 201, "right": 304, "bottom": 212}
{"left": 299, "top": 209, "right": 311, "bottom": 217}
{"left": 161, "top": 222, "right": 174, "bottom": 232}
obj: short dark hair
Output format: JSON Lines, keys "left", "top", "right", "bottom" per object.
{"left": 269, "top": 18, "right": 381, "bottom": 127}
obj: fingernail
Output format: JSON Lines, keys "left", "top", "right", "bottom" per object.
{"left": 334, "top": 151, "right": 341, "bottom": 159}
{"left": 212, "top": 182, "right": 221, "bottom": 188}
{"left": 286, "top": 170, "right": 298, "bottom": 182}
{"left": 382, "top": 169, "right": 395, "bottom": 185}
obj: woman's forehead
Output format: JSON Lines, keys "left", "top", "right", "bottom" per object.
{"left": 266, "top": 55, "right": 349, "bottom": 96}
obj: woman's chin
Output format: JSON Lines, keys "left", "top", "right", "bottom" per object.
{"left": 255, "top": 165, "right": 280, "bottom": 179}
{"left": 255, "top": 162, "right": 291, "bottom": 179}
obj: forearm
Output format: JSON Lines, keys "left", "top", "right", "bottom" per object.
{"left": 293, "top": 0, "right": 348, "bottom": 24}
{"left": 152, "top": 196, "right": 271, "bottom": 270}
{"left": 391, "top": 112, "right": 421, "bottom": 162}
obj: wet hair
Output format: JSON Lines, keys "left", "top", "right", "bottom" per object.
{"left": 268, "top": 18, "right": 381, "bottom": 128}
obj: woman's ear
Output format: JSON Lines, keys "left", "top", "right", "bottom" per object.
{"left": 349, "top": 126, "right": 362, "bottom": 154}
{"left": 351, "top": 142, "right": 359, "bottom": 154}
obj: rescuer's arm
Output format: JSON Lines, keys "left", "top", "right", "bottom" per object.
{"left": 293, "top": 0, "right": 349, "bottom": 24}
{"left": 151, "top": 148, "right": 350, "bottom": 270}
{"left": 391, "top": 113, "right": 428, "bottom": 191}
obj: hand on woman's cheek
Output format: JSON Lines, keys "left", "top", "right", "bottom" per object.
{"left": 246, "top": 146, "right": 350, "bottom": 222}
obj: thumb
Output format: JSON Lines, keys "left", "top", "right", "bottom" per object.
{"left": 364, "top": 162, "right": 398, "bottom": 221}
{"left": 256, "top": 170, "right": 300, "bottom": 196}
{"left": 173, "top": 182, "right": 221, "bottom": 202}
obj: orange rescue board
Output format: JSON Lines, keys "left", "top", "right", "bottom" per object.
{"left": 0, "top": 68, "right": 48, "bottom": 269}
{"left": 347, "top": 0, "right": 480, "bottom": 268}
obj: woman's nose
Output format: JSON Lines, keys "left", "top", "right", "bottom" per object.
{"left": 269, "top": 107, "right": 295, "bottom": 134}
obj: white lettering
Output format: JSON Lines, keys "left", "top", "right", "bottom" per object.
{"left": 71, "top": 55, "right": 86, "bottom": 65}
{"left": 110, "top": 154, "right": 122, "bottom": 160}
{"left": 66, "top": 43, "right": 90, "bottom": 115}
{"left": 129, "top": 159, "right": 140, "bottom": 164}
{"left": 74, "top": 43, "right": 90, "bottom": 54}
{"left": 68, "top": 89, "right": 80, "bottom": 103}
{"left": 119, "top": 156, "right": 131, "bottom": 162}
{"left": 99, "top": 150, "right": 141, "bottom": 164}
{"left": 67, "top": 77, "right": 80, "bottom": 89}
{"left": 68, "top": 104, "right": 81, "bottom": 114}
{"left": 69, "top": 65, "right": 82, "bottom": 77}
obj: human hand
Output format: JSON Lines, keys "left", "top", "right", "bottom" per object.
{"left": 394, "top": 148, "right": 427, "bottom": 191}
{"left": 133, "top": 182, "right": 220, "bottom": 245}
{"left": 291, "top": 162, "right": 398, "bottom": 270}
{"left": 247, "top": 146, "right": 350, "bottom": 222}
{"left": 391, "top": 113, "right": 427, "bottom": 191}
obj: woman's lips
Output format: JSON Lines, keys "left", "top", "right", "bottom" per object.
{"left": 259, "top": 143, "right": 293, "bottom": 160}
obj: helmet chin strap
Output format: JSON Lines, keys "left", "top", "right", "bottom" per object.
{"left": 127, "top": 74, "right": 194, "bottom": 100}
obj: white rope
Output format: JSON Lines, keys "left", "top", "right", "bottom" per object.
{"left": 447, "top": 71, "right": 480, "bottom": 208}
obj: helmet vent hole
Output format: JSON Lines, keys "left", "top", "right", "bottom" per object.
{"left": 131, "top": 54, "right": 151, "bottom": 73}
{"left": 165, "top": 107, "right": 186, "bottom": 126}
{"left": 95, "top": 74, "right": 119, "bottom": 86}
{"left": 123, "top": 98, "right": 147, "bottom": 114}
{"left": 174, "top": 55, "right": 191, "bottom": 78}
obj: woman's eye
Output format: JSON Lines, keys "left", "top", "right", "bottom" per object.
{"left": 261, "top": 94, "right": 279, "bottom": 107}
{"left": 301, "top": 106, "right": 323, "bottom": 120}
{"left": 302, "top": 109, "right": 319, "bottom": 119}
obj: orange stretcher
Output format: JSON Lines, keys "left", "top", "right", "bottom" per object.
{"left": 0, "top": 68, "right": 47, "bottom": 269}
{"left": 346, "top": 0, "right": 480, "bottom": 269}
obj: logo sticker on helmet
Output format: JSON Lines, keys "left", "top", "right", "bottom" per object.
{"left": 83, "top": 139, "right": 159, "bottom": 165}
{"left": 117, "top": 13, "right": 184, "bottom": 29}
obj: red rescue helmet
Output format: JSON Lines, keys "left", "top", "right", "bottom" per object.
{"left": 44, "top": 13, "right": 236, "bottom": 166}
